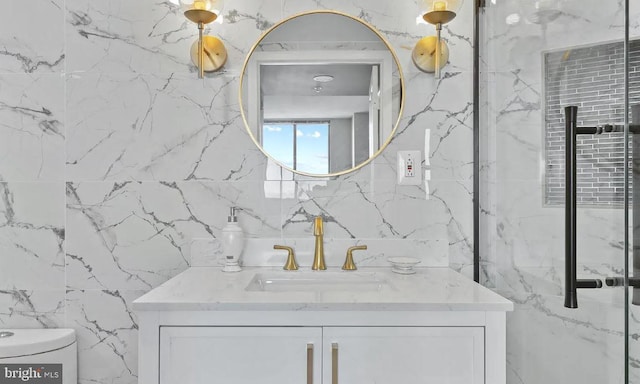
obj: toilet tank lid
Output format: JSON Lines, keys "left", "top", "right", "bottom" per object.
{"left": 0, "top": 329, "right": 76, "bottom": 358}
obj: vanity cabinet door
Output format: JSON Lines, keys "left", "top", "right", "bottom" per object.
{"left": 160, "top": 327, "right": 322, "bottom": 384}
{"left": 322, "top": 327, "right": 484, "bottom": 384}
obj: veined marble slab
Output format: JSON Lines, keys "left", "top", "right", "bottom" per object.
{"left": 133, "top": 267, "right": 513, "bottom": 312}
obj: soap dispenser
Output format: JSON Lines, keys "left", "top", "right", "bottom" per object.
{"left": 222, "top": 207, "right": 244, "bottom": 272}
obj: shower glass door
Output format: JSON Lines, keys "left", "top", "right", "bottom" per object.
{"left": 479, "top": 0, "right": 638, "bottom": 382}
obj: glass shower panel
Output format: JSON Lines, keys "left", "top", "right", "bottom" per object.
{"left": 630, "top": 0, "right": 640, "bottom": 380}
{"left": 479, "top": 0, "right": 630, "bottom": 383}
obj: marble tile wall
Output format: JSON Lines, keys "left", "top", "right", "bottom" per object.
{"left": 0, "top": 1, "right": 474, "bottom": 383}
{"left": 480, "top": 0, "right": 640, "bottom": 382}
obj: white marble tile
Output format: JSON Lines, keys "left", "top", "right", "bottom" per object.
{"left": 280, "top": 179, "right": 469, "bottom": 245}
{"left": 484, "top": 0, "right": 627, "bottom": 74}
{"left": 281, "top": 0, "right": 474, "bottom": 75}
{"left": 434, "top": 179, "right": 474, "bottom": 275}
{"left": 478, "top": 87, "right": 498, "bottom": 281}
{"left": 0, "top": 74, "right": 65, "bottom": 181}
{"left": 279, "top": 180, "right": 384, "bottom": 239}
{"left": 66, "top": 182, "right": 191, "bottom": 290}
{"left": 280, "top": 180, "right": 385, "bottom": 239}
{"left": 65, "top": 0, "right": 190, "bottom": 74}
{"left": 65, "top": 290, "right": 142, "bottom": 384}
{"left": 488, "top": 182, "right": 624, "bottom": 278}
{"left": 494, "top": 180, "right": 624, "bottom": 269}
{"left": 329, "top": 157, "right": 397, "bottom": 184}
{"left": 189, "top": 133, "right": 268, "bottom": 182}
{"left": 491, "top": 265, "right": 562, "bottom": 300}
{"left": 494, "top": 182, "right": 561, "bottom": 269}
{"left": 0, "top": 290, "right": 64, "bottom": 328}
{"left": 220, "top": 0, "right": 285, "bottom": 76}
{"left": 0, "top": 1, "right": 64, "bottom": 74}
{"left": 384, "top": 71, "right": 474, "bottom": 181}
{"left": 66, "top": 73, "right": 266, "bottom": 181}
{"left": 65, "top": 0, "right": 281, "bottom": 75}
{"left": 504, "top": 291, "right": 626, "bottom": 384}
{"left": 493, "top": 265, "right": 629, "bottom": 371}
{"left": 488, "top": 69, "right": 544, "bottom": 182}
{"left": 0, "top": 183, "right": 65, "bottom": 290}
{"left": 377, "top": 179, "right": 470, "bottom": 242}
{"left": 66, "top": 180, "right": 284, "bottom": 289}
{"left": 632, "top": 2, "right": 640, "bottom": 39}
{"left": 629, "top": 302, "right": 640, "bottom": 382}
{"left": 177, "top": 181, "right": 283, "bottom": 238}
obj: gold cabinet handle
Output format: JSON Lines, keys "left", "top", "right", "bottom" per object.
{"left": 332, "top": 342, "right": 338, "bottom": 384}
{"left": 342, "top": 245, "right": 367, "bottom": 270}
{"left": 307, "top": 343, "right": 314, "bottom": 384}
{"left": 274, "top": 245, "right": 298, "bottom": 270}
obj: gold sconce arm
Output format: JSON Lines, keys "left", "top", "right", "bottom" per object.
{"left": 414, "top": 0, "right": 464, "bottom": 78}
{"left": 342, "top": 245, "right": 368, "bottom": 271}
{"left": 274, "top": 245, "right": 298, "bottom": 271}
{"left": 435, "top": 22, "right": 443, "bottom": 79}
{"left": 179, "top": 4, "right": 227, "bottom": 78}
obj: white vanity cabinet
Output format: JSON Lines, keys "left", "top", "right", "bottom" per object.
{"left": 160, "top": 327, "right": 323, "bottom": 384}
{"left": 323, "top": 327, "right": 484, "bottom": 384}
{"left": 158, "top": 326, "right": 484, "bottom": 384}
{"left": 133, "top": 267, "right": 513, "bottom": 384}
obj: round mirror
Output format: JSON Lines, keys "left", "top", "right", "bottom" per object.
{"left": 240, "top": 10, "right": 405, "bottom": 177}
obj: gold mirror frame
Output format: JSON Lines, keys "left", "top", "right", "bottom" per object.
{"left": 239, "top": 10, "right": 405, "bottom": 178}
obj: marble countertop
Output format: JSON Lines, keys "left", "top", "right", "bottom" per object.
{"left": 133, "top": 267, "right": 513, "bottom": 312}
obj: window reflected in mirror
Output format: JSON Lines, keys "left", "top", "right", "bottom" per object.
{"left": 263, "top": 122, "right": 329, "bottom": 175}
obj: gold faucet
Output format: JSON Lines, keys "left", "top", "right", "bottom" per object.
{"left": 274, "top": 245, "right": 298, "bottom": 271}
{"left": 312, "top": 216, "right": 326, "bottom": 270}
{"left": 342, "top": 245, "right": 368, "bottom": 271}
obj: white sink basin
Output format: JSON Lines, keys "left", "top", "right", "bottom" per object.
{"left": 245, "top": 271, "right": 391, "bottom": 292}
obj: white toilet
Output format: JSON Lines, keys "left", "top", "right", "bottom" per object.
{"left": 0, "top": 329, "right": 77, "bottom": 384}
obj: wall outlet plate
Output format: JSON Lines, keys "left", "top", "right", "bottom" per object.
{"left": 397, "top": 150, "right": 422, "bottom": 185}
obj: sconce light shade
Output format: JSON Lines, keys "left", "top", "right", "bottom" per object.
{"left": 419, "top": 0, "right": 464, "bottom": 24}
{"left": 419, "top": 0, "right": 464, "bottom": 14}
{"left": 179, "top": 0, "right": 224, "bottom": 15}
{"left": 179, "top": 0, "right": 224, "bottom": 23}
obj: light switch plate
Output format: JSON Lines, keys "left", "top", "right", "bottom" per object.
{"left": 397, "top": 150, "right": 422, "bottom": 185}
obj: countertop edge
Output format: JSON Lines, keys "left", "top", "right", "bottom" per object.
{"left": 132, "top": 267, "right": 514, "bottom": 313}
{"left": 132, "top": 302, "right": 514, "bottom": 312}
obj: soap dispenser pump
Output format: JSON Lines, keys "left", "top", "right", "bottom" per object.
{"left": 222, "top": 207, "right": 244, "bottom": 272}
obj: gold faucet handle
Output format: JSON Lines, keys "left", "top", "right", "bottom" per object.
{"left": 313, "top": 216, "right": 324, "bottom": 236}
{"left": 274, "top": 245, "right": 298, "bottom": 270}
{"left": 342, "top": 245, "right": 368, "bottom": 271}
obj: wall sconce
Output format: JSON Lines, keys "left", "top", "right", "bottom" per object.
{"left": 178, "top": 0, "right": 227, "bottom": 78}
{"left": 413, "top": 0, "right": 463, "bottom": 78}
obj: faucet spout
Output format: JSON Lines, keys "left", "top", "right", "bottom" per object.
{"left": 312, "top": 216, "right": 326, "bottom": 270}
